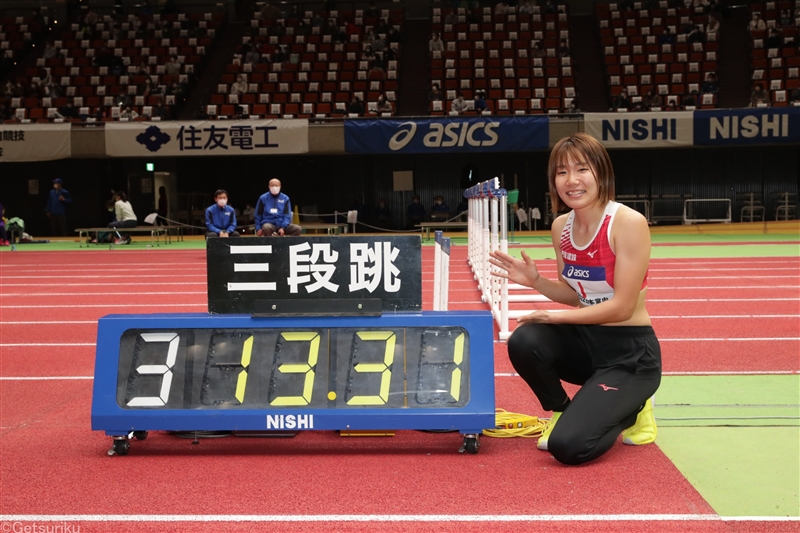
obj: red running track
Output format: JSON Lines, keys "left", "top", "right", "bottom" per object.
{"left": 1, "top": 249, "right": 798, "bottom": 533}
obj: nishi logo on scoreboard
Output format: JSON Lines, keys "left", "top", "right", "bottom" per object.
{"left": 266, "top": 414, "right": 314, "bottom": 429}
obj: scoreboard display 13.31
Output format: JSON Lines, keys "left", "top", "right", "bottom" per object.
{"left": 91, "top": 312, "right": 496, "bottom": 453}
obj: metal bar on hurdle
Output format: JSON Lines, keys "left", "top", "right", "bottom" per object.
{"left": 433, "top": 231, "right": 451, "bottom": 311}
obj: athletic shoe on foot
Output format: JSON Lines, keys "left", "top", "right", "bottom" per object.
{"left": 622, "top": 398, "right": 657, "bottom": 445}
{"left": 537, "top": 411, "right": 562, "bottom": 451}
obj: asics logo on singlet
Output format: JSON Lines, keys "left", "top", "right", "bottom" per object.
{"left": 566, "top": 265, "right": 590, "bottom": 278}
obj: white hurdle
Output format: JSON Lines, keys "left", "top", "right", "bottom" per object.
{"left": 464, "top": 179, "right": 550, "bottom": 340}
{"left": 432, "top": 230, "right": 451, "bottom": 311}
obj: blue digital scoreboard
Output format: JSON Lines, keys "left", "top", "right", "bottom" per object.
{"left": 91, "top": 311, "right": 496, "bottom": 454}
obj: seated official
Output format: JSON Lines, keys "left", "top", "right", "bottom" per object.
{"left": 430, "top": 195, "right": 450, "bottom": 222}
{"left": 206, "top": 189, "right": 240, "bottom": 238}
{"left": 255, "top": 178, "right": 302, "bottom": 236}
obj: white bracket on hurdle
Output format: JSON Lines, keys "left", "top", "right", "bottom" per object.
{"left": 463, "top": 178, "right": 551, "bottom": 341}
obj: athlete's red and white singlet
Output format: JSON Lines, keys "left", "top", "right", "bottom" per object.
{"left": 560, "top": 201, "right": 648, "bottom": 306}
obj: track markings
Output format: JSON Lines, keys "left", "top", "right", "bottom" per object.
{"left": 0, "top": 514, "right": 796, "bottom": 523}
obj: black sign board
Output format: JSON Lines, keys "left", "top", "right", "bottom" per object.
{"left": 206, "top": 236, "right": 422, "bottom": 314}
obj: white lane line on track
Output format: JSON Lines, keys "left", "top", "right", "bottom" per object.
{"left": 4, "top": 338, "right": 798, "bottom": 348}
{"left": 2, "top": 315, "right": 798, "bottom": 325}
{"left": 4, "top": 371, "right": 799, "bottom": 380}
{"left": 1, "top": 321, "right": 97, "bottom": 324}
{"left": 0, "top": 514, "right": 796, "bottom": 523}
{"left": 0, "top": 343, "right": 96, "bottom": 347}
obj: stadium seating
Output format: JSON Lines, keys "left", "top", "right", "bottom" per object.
{"left": 747, "top": 1, "right": 799, "bottom": 107}
{"left": 429, "top": 5, "right": 575, "bottom": 116}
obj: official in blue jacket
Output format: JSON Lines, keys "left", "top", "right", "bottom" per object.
{"left": 255, "top": 178, "right": 302, "bottom": 236}
{"left": 46, "top": 178, "right": 72, "bottom": 236}
{"left": 205, "top": 190, "right": 240, "bottom": 238}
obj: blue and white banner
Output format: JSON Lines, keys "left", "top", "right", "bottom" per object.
{"left": 584, "top": 112, "right": 694, "bottom": 148}
{"left": 0, "top": 123, "right": 71, "bottom": 162}
{"left": 344, "top": 116, "right": 549, "bottom": 154}
{"left": 694, "top": 108, "right": 800, "bottom": 146}
{"left": 105, "top": 119, "right": 308, "bottom": 157}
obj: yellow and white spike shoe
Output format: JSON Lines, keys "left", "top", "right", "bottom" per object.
{"left": 537, "top": 411, "right": 563, "bottom": 451}
{"left": 622, "top": 398, "right": 657, "bottom": 446}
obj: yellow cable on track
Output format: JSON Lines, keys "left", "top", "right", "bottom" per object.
{"left": 482, "top": 408, "right": 548, "bottom": 438}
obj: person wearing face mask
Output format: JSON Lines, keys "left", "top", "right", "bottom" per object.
{"left": 205, "top": 189, "right": 240, "bottom": 238}
{"left": 430, "top": 195, "right": 450, "bottom": 222}
{"left": 255, "top": 178, "right": 302, "bottom": 236}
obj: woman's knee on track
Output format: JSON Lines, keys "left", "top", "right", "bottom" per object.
{"left": 507, "top": 324, "right": 556, "bottom": 369}
{"left": 548, "top": 427, "right": 596, "bottom": 466}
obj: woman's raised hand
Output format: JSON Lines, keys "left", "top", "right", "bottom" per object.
{"left": 488, "top": 250, "right": 540, "bottom": 289}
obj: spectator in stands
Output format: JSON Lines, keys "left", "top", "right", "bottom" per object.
{"left": 429, "top": 32, "right": 444, "bottom": 54}
{"left": 363, "top": 28, "right": 376, "bottom": 45}
{"left": 377, "top": 95, "right": 393, "bottom": 115}
{"left": 748, "top": 13, "right": 766, "bottom": 32}
{"left": 242, "top": 203, "right": 255, "bottom": 228}
{"left": 431, "top": 196, "right": 450, "bottom": 222}
{"left": 643, "top": 89, "right": 662, "bottom": 110}
{"left": 706, "top": 14, "right": 720, "bottom": 36}
{"left": 46, "top": 178, "right": 71, "bottom": 236}
{"left": 312, "top": 11, "right": 325, "bottom": 28}
{"left": 474, "top": 91, "right": 487, "bottom": 113}
{"left": 387, "top": 27, "right": 402, "bottom": 44}
{"left": 372, "top": 34, "right": 387, "bottom": 53}
{"left": 377, "top": 18, "right": 391, "bottom": 36}
{"left": 374, "top": 198, "right": 392, "bottom": 229}
{"left": 407, "top": 195, "right": 425, "bottom": 229}
{"left": 345, "top": 19, "right": 361, "bottom": 38}
{"left": 166, "top": 81, "right": 184, "bottom": 99}
{"left": 445, "top": 11, "right": 457, "bottom": 25}
{"left": 611, "top": 88, "right": 629, "bottom": 111}
{"left": 165, "top": 55, "right": 182, "bottom": 76}
{"left": 558, "top": 39, "right": 570, "bottom": 57}
{"left": 779, "top": 9, "right": 793, "bottom": 27}
{"left": 366, "top": 1, "right": 379, "bottom": 18}
{"left": 273, "top": 19, "right": 287, "bottom": 37}
{"left": 157, "top": 186, "right": 168, "bottom": 223}
{"left": 519, "top": 0, "right": 534, "bottom": 15}
{"left": 255, "top": 178, "right": 302, "bottom": 236}
{"left": 136, "top": 59, "right": 151, "bottom": 76}
{"left": 666, "top": 99, "right": 678, "bottom": 111}
{"left": 543, "top": 0, "right": 557, "bottom": 14}
{"left": 789, "top": 87, "right": 800, "bottom": 105}
{"left": 272, "top": 45, "right": 287, "bottom": 64}
{"left": 565, "top": 99, "right": 582, "bottom": 113}
{"left": 532, "top": 41, "right": 546, "bottom": 58}
{"left": 682, "top": 91, "right": 698, "bottom": 109}
{"left": 296, "top": 20, "right": 310, "bottom": 36}
{"left": 43, "top": 41, "right": 58, "bottom": 60}
{"left": 244, "top": 44, "right": 260, "bottom": 64}
{"left": 347, "top": 96, "right": 365, "bottom": 116}
{"left": 362, "top": 45, "right": 376, "bottom": 62}
{"left": 658, "top": 27, "right": 675, "bottom": 45}
{"left": 206, "top": 190, "right": 239, "bottom": 238}
{"left": 231, "top": 74, "right": 248, "bottom": 95}
{"left": 428, "top": 83, "right": 443, "bottom": 101}
{"left": 688, "top": 24, "right": 705, "bottom": 43}
{"left": 701, "top": 72, "right": 719, "bottom": 94}
{"left": 153, "top": 99, "right": 169, "bottom": 119}
{"left": 766, "top": 28, "right": 783, "bottom": 49}
{"left": 451, "top": 92, "right": 468, "bottom": 114}
{"left": 141, "top": 78, "right": 159, "bottom": 100}
{"left": 495, "top": 1, "right": 510, "bottom": 15}
{"left": 120, "top": 106, "right": 139, "bottom": 119}
{"left": 749, "top": 83, "right": 770, "bottom": 107}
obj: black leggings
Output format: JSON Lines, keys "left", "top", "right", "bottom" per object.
{"left": 507, "top": 323, "right": 661, "bottom": 465}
